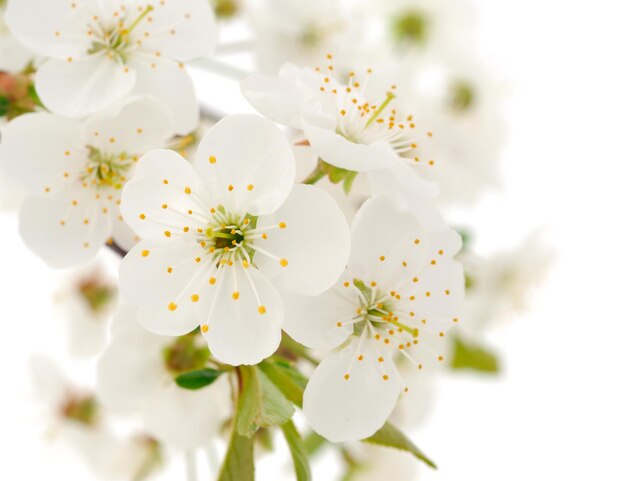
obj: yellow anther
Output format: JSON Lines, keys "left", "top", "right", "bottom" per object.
{"left": 168, "top": 302, "right": 177, "bottom": 311}
{"left": 141, "top": 250, "right": 150, "bottom": 257}
{"left": 280, "top": 259, "right": 288, "bottom": 267}
{"left": 191, "top": 294, "right": 199, "bottom": 302}
{"left": 232, "top": 291, "right": 240, "bottom": 300}
{"left": 258, "top": 306, "right": 267, "bottom": 315}
{"left": 201, "top": 325, "right": 209, "bottom": 333}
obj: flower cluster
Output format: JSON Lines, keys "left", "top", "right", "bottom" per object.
{"left": 0, "top": 0, "right": 547, "bottom": 480}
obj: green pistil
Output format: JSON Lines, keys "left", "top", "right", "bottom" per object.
{"left": 450, "top": 81, "right": 475, "bottom": 112}
{"left": 365, "top": 91, "right": 396, "bottom": 128}
{"left": 121, "top": 5, "right": 154, "bottom": 38}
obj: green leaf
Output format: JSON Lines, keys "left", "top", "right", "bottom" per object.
{"left": 218, "top": 425, "right": 255, "bottom": 481}
{"left": 236, "top": 365, "right": 295, "bottom": 437}
{"left": 0, "top": 97, "right": 9, "bottom": 117}
{"left": 281, "top": 420, "right": 311, "bottom": 481}
{"left": 259, "top": 357, "right": 307, "bottom": 408}
{"left": 174, "top": 368, "right": 223, "bottom": 390}
{"left": 364, "top": 422, "right": 437, "bottom": 469}
{"left": 450, "top": 337, "right": 499, "bottom": 373}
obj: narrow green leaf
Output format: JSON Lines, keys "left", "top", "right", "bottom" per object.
{"left": 174, "top": 368, "right": 223, "bottom": 390}
{"left": 259, "top": 358, "right": 307, "bottom": 408}
{"left": 217, "top": 425, "right": 255, "bottom": 481}
{"left": 236, "top": 365, "right": 295, "bottom": 438}
{"left": 364, "top": 422, "right": 437, "bottom": 469}
{"left": 281, "top": 420, "right": 311, "bottom": 481}
{"left": 450, "top": 337, "right": 499, "bottom": 373}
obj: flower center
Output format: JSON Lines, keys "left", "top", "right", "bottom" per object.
{"left": 82, "top": 146, "right": 135, "bottom": 190}
{"left": 86, "top": 5, "right": 153, "bottom": 63}
{"left": 61, "top": 394, "right": 99, "bottom": 426}
{"left": 449, "top": 80, "right": 475, "bottom": 113}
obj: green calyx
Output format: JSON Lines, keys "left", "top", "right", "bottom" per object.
{"left": 61, "top": 395, "right": 99, "bottom": 426}
{"left": 78, "top": 278, "right": 116, "bottom": 313}
{"left": 391, "top": 10, "right": 429, "bottom": 46}
{"left": 162, "top": 334, "right": 210, "bottom": 375}
{"left": 450, "top": 81, "right": 475, "bottom": 113}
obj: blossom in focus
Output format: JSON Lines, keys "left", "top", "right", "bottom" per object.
{"left": 0, "top": 97, "right": 174, "bottom": 268}
{"left": 119, "top": 114, "right": 350, "bottom": 365}
{"left": 283, "top": 194, "right": 464, "bottom": 441}
{"left": 241, "top": 57, "right": 439, "bottom": 202}
{"left": 5, "top": 0, "right": 217, "bottom": 133}
{"left": 97, "top": 305, "right": 231, "bottom": 449}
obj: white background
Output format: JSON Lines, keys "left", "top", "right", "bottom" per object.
{"left": 1, "top": 0, "right": 626, "bottom": 479}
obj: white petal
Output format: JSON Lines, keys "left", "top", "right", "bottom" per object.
{"left": 5, "top": 0, "right": 91, "bottom": 59}
{"left": 120, "top": 149, "right": 211, "bottom": 240}
{"left": 36, "top": 55, "right": 136, "bottom": 118}
{"left": 254, "top": 184, "right": 350, "bottom": 295}
{"left": 406, "top": 258, "right": 464, "bottom": 322}
{"left": 0, "top": 112, "right": 83, "bottom": 194}
{"left": 143, "top": 378, "right": 230, "bottom": 449}
{"left": 302, "top": 120, "right": 402, "bottom": 172}
{"left": 30, "top": 355, "right": 68, "bottom": 408}
{"left": 348, "top": 194, "right": 427, "bottom": 286}
{"left": 131, "top": 59, "right": 198, "bottom": 134}
{"left": 202, "top": 265, "right": 283, "bottom": 366}
{"left": 97, "top": 309, "right": 166, "bottom": 412}
{"left": 195, "top": 115, "right": 296, "bottom": 216}
{"left": 19, "top": 184, "right": 113, "bottom": 268}
{"left": 119, "top": 238, "right": 208, "bottom": 336}
{"left": 111, "top": 216, "right": 140, "bottom": 252}
{"left": 139, "top": 0, "right": 218, "bottom": 60}
{"left": 303, "top": 338, "right": 402, "bottom": 442}
{"left": 368, "top": 161, "right": 439, "bottom": 202}
{"left": 282, "top": 286, "right": 356, "bottom": 350}
{"left": 0, "top": 34, "right": 34, "bottom": 72}
{"left": 83, "top": 97, "right": 174, "bottom": 155}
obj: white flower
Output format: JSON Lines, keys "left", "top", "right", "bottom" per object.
{"left": 55, "top": 258, "right": 118, "bottom": 358}
{"left": 283, "top": 194, "right": 464, "bottom": 442}
{"left": 245, "top": 0, "right": 357, "bottom": 74}
{"left": 0, "top": 97, "right": 174, "bottom": 268}
{"left": 5, "top": 0, "right": 217, "bottom": 133}
{"left": 97, "top": 305, "right": 231, "bottom": 449}
{"left": 241, "top": 58, "right": 439, "bottom": 201}
{"left": 119, "top": 114, "right": 350, "bottom": 365}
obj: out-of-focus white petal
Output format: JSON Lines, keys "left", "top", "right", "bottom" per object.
{"left": 36, "top": 55, "right": 136, "bottom": 118}
{"left": 254, "top": 184, "right": 350, "bottom": 295}
{"left": 0, "top": 113, "right": 84, "bottom": 194}
{"left": 19, "top": 184, "right": 112, "bottom": 268}
{"left": 143, "top": 377, "right": 230, "bottom": 449}
{"left": 303, "top": 338, "right": 402, "bottom": 442}
{"left": 283, "top": 287, "right": 355, "bottom": 350}
{"left": 202, "top": 265, "right": 283, "bottom": 365}
{"left": 195, "top": 115, "right": 296, "bottom": 216}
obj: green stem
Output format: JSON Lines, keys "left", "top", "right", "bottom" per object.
{"left": 302, "top": 161, "right": 326, "bottom": 185}
{"left": 122, "top": 5, "right": 154, "bottom": 37}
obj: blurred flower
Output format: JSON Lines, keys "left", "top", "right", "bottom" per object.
{"left": 119, "top": 115, "right": 350, "bottom": 365}
{"left": 459, "top": 233, "right": 552, "bottom": 338}
{"left": 245, "top": 0, "right": 357, "bottom": 73}
{"left": 55, "top": 259, "right": 117, "bottom": 358}
{"left": 5, "top": 0, "right": 217, "bottom": 133}
{"left": 283, "top": 194, "right": 464, "bottom": 442}
{"left": 31, "top": 355, "right": 162, "bottom": 480}
{"left": 0, "top": 97, "right": 173, "bottom": 267}
{"left": 97, "top": 305, "right": 231, "bottom": 449}
{"left": 343, "top": 443, "right": 419, "bottom": 481}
